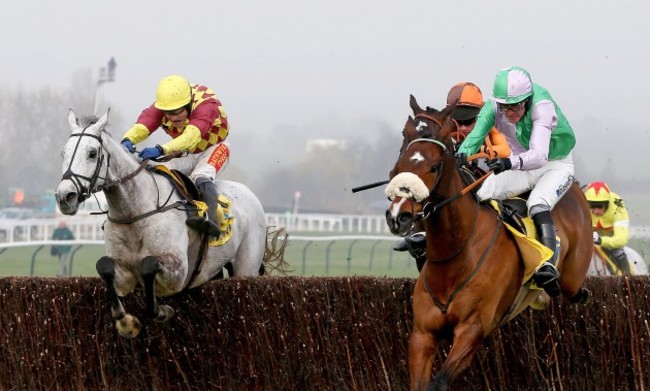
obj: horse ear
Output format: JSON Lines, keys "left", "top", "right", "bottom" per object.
{"left": 68, "top": 109, "right": 78, "bottom": 129}
{"left": 409, "top": 95, "right": 423, "bottom": 115}
{"left": 95, "top": 109, "right": 110, "bottom": 131}
{"left": 439, "top": 117, "right": 456, "bottom": 140}
{"left": 403, "top": 116, "right": 418, "bottom": 141}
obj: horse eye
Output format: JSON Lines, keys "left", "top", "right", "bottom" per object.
{"left": 89, "top": 149, "right": 98, "bottom": 159}
{"left": 431, "top": 166, "right": 438, "bottom": 173}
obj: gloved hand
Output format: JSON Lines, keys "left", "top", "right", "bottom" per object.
{"left": 121, "top": 139, "right": 136, "bottom": 153}
{"left": 593, "top": 231, "right": 602, "bottom": 245}
{"left": 487, "top": 158, "right": 512, "bottom": 174}
{"left": 455, "top": 152, "right": 467, "bottom": 168}
{"left": 139, "top": 145, "right": 164, "bottom": 160}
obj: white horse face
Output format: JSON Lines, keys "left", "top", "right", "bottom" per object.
{"left": 55, "top": 109, "right": 109, "bottom": 215}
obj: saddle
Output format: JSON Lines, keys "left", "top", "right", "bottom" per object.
{"left": 151, "top": 165, "right": 234, "bottom": 247}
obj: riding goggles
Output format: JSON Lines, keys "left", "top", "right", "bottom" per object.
{"left": 497, "top": 101, "right": 526, "bottom": 113}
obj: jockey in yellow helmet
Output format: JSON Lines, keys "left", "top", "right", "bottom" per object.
{"left": 584, "top": 181, "right": 631, "bottom": 274}
{"left": 121, "top": 75, "right": 230, "bottom": 237}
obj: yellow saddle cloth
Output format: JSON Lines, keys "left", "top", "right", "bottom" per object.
{"left": 194, "top": 195, "right": 234, "bottom": 247}
{"left": 488, "top": 200, "right": 562, "bottom": 320}
{"left": 489, "top": 201, "right": 556, "bottom": 287}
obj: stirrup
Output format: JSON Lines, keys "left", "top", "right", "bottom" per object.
{"left": 393, "top": 239, "right": 409, "bottom": 252}
{"left": 186, "top": 216, "right": 221, "bottom": 237}
{"left": 393, "top": 232, "right": 426, "bottom": 252}
{"left": 533, "top": 262, "right": 561, "bottom": 297}
{"left": 405, "top": 233, "right": 427, "bottom": 250}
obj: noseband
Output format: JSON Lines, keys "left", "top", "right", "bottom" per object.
{"left": 402, "top": 137, "right": 448, "bottom": 220}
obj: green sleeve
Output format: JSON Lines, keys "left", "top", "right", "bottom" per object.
{"left": 457, "top": 102, "right": 496, "bottom": 155}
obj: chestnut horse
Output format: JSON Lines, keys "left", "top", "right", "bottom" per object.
{"left": 385, "top": 96, "right": 592, "bottom": 391}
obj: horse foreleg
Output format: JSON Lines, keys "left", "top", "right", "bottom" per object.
{"left": 96, "top": 256, "right": 142, "bottom": 338}
{"left": 409, "top": 330, "right": 437, "bottom": 391}
{"left": 431, "top": 323, "right": 483, "bottom": 391}
{"left": 141, "top": 256, "right": 175, "bottom": 322}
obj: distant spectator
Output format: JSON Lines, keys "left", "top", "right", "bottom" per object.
{"left": 51, "top": 221, "right": 74, "bottom": 276}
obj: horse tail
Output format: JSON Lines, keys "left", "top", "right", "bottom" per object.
{"left": 262, "top": 226, "right": 292, "bottom": 275}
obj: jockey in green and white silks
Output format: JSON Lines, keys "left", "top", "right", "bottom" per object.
{"left": 457, "top": 66, "right": 577, "bottom": 298}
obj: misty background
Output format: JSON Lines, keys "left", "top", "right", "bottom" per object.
{"left": 1, "top": 1, "right": 649, "bottom": 222}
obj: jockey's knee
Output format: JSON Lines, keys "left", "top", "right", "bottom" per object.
{"left": 193, "top": 175, "right": 212, "bottom": 187}
{"left": 529, "top": 203, "right": 551, "bottom": 218}
{"left": 609, "top": 248, "right": 626, "bottom": 257}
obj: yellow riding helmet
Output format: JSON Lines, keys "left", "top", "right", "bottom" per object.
{"left": 584, "top": 181, "right": 611, "bottom": 203}
{"left": 154, "top": 75, "right": 192, "bottom": 111}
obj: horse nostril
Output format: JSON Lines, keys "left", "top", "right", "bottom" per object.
{"left": 65, "top": 192, "right": 78, "bottom": 204}
{"left": 398, "top": 213, "right": 413, "bottom": 226}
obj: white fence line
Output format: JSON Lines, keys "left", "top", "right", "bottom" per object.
{"left": 1, "top": 213, "right": 649, "bottom": 245}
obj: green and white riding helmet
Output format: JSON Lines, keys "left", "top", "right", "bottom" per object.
{"left": 492, "top": 66, "right": 533, "bottom": 104}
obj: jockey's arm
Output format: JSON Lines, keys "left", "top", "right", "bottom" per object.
{"left": 122, "top": 104, "right": 166, "bottom": 144}
{"left": 160, "top": 125, "right": 202, "bottom": 154}
{"left": 458, "top": 103, "right": 495, "bottom": 156}
{"left": 600, "top": 207, "right": 630, "bottom": 250}
{"left": 121, "top": 123, "right": 151, "bottom": 144}
{"left": 509, "top": 101, "right": 555, "bottom": 170}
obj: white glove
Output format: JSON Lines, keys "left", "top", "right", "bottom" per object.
{"left": 592, "top": 231, "right": 601, "bottom": 245}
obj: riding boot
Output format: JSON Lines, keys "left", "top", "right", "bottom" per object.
{"left": 531, "top": 211, "right": 561, "bottom": 297}
{"left": 608, "top": 248, "right": 631, "bottom": 275}
{"left": 393, "top": 231, "right": 427, "bottom": 253}
{"left": 186, "top": 177, "right": 221, "bottom": 237}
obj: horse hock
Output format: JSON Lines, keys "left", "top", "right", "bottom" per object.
{"left": 186, "top": 176, "right": 221, "bottom": 237}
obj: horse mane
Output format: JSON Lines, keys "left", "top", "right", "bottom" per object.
{"left": 77, "top": 114, "right": 112, "bottom": 136}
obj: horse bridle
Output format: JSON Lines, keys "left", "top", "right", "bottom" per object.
{"left": 61, "top": 125, "right": 110, "bottom": 204}
{"left": 406, "top": 113, "right": 490, "bottom": 220}
{"left": 61, "top": 125, "right": 162, "bottom": 217}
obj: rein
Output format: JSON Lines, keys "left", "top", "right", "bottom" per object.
{"left": 106, "top": 166, "right": 199, "bottom": 225}
{"left": 95, "top": 161, "right": 149, "bottom": 194}
{"left": 419, "top": 170, "right": 492, "bottom": 219}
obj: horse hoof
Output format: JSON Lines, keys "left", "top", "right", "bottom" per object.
{"left": 530, "top": 292, "right": 551, "bottom": 310}
{"left": 154, "top": 304, "right": 175, "bottom": 322}
{"left": 116, "top": 314, "right": 142, "bottom": 338}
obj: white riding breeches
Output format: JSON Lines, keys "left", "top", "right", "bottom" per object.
{"left": 476, "top": 153, "right": 575, "bottom": 215}
{"left": 161, "top": 142, "right": 230, "bottom": 183}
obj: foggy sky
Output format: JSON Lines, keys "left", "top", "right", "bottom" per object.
{"left": 2, "top": 0, "right": 650, "bottom": 186}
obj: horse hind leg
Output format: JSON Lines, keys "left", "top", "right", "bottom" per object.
{"left": 213, "top": 262, "right": 235, "bottom": 279}
{"left": 141, "top": 256, "right": 175, "bottom": 322}
{"left": 96, "top": 256, "right": 142, "bottom": 338}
